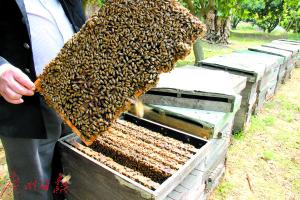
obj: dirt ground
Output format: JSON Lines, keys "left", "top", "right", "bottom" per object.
{"left": 0, "top": 69, "right": 299, "bottom": 199}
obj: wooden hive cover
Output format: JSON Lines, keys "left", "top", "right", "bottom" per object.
{"left": 248, "top": 46, "right": 293, "bottom": 61}
{"left": 200, "top": 53, "right": 266, "bottom": 83}
{"left": 141, "top": 66, "right": 241, "bottom": 112}
{"left": 277, "top": 39, "right": 300, "bottom": 45}
{"left": 263, "top": 42, "right": 300, "bottom": 55}
{"left": 35, "top": 0, "right": 205, "bottom": 145}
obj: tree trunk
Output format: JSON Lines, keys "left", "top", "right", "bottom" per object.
{"left": 182, "top": 0, "right": 205, "bottom": 63}
{"left": 232, "top": 16, "right": 241, "bottom": 29}
{"left": 205, "top": 10, "right": 231, "bottom": 44}
{"left": 193, "top": 38, "right": 204, "bottom": 65}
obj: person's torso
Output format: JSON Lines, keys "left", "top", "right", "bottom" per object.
{"left": 24, "top": 0, "right": 74, "bottom": 76}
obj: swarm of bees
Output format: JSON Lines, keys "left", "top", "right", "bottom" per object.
{"left": 35, "top": 0, "right": 206, "bottom": 145}
{"left": 73, "top": 120, "right": 197, "bottom": 189}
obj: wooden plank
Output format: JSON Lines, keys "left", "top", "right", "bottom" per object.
{"left": 263, "top": 43, "right": 300, "bottom": 55}
{"left": 277, "top": 39, "right": 300, "bottom": 44}
{"left": 248, "top": 46, "right": 293, "bottom": 60}
{"left": 141, "top": 94, "right": 234, "bottom": 113}
{"left": 142, "top": 66, "right": 238, "bottom": 113}
{"left": 273, "top": 40, "right": 300, "bottom": 47}
{"left": 156, "top": 66, "right": 237, "bottom": 96}
{"left": 233, "top": 81, "right": 258, "bottom": 132}
{"left": 144, "top": 104, "right": 238, "bottom": 139}
{"left": 200, "top": 54, "right": 266, "bottom": 83}
{"left": 229, "top": 73, "right": 247, "bottom": 94}
{"left": 165, "top": 138, "right": 228, "bottom": 200}
{"left": 135, "top": 105, "right": 214, "bottom": 139}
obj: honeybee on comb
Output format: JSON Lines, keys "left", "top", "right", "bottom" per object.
{"left": 35, "top": 0, "right": 206, "bottom": 145}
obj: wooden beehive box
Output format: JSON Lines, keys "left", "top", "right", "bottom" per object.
{"left": 165, "top": 137, "right": 229, "bottom": 200}
{"left": 248, "top": 46, "right": 295, "bottom": 83}
{"left": 229, "top": 51, "right": 283, "bottom": 113}
{"left": 129, "top": 106, "right": 233, "bottom": 199}
{"left": 58, "top": 113, "right": 209, "bottom": 200}
{"left": 263, "top": 42, "right": 300, "bottom": 55}
{"left": 141, "top": 66, "right": 241, "bottom": 113}
{"left": 199, "top": 54, "right": 266, "bottom": 132}
{"left": 271, "top": 40, "right": 300, "bottom": 68}
{"left": 136, "top": 104, "right": 237, "bottom": 140}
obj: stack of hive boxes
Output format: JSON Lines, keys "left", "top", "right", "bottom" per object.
{"left": 139, "top": 66, "right": 246, "bottom": 199}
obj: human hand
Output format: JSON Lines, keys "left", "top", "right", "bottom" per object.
{"left": 0, "top": 64, "right": 35, "bottom": 104}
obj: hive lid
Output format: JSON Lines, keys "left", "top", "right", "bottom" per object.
{"left": 200, "top": 54, "right": 266, "bottom": 82}
{"left": 248, "top": 46, "right": 293, "bottom": 60}
{"left": 263, "top": 42, "right": 300, "bottom": 54}
{"left": 155, "top": 66, "right": 236, "bottom": 95}
{"left": 141, "top": 66, "right": 241, "bottom": 113}
{"left": 277, "top": 39, "right": 300, "bottom": 44}
{"left": 148, "top": 105, "right": 237, "bottom": 137}
{"left": 233, "top": 50, "right": 285, "bottom": 67}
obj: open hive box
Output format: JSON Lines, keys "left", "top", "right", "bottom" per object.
{"left": 59, "top": 113, "right": 208, "bottom": 200}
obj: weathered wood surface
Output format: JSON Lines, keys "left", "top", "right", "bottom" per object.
{"left": 233, "top": 81, "right": 258, "bottom": 132}
{"left": 248, "top": 46, "right": 296, "bottom": 83}
{"left": 249, "top": 46, "right": 293, "bottom": 60}
{"left": 263, "top": 43, "right": 300, "bottom": 55}
{"left": 58, "top": 114, "right": 210, "bottom": 200}
{"left": 271, "top": 40, "right": 300, "bottom": 68}
{"left": 200, "top": 54, "right": 267, "bottom": 83}
{"left": 141, "top": 66, "right": 239, "bottom": 113}
{"left": 138, "top": 104, "right": 237, "bottom": 139}
{"left": 230, "top": 50, "right": 282, "bottom": 91}
{"left": 229, "top": 74, "right": 247, "bottom": 94}
{"left": 277, "top": 39, "right": 300, "bottom": 44}
{"left": 164, "top": 138, "right": 229, "bottom": 200}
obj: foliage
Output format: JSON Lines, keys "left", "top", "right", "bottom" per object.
{"left": 179, "top": 0, "right": 237, "bottom": 19}
{"left": 179, "top": 0, "right": 238, "bottom": 44}
{"left": 281, "top": 0, "right": 300, "bottom": 33}
{"left": 232, "top": 0, "right": 284, "bottom": 33}
{"left": 232, "top": 0, "right": 300, "bottom": 33}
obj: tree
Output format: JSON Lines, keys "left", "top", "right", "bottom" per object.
{"left": 254, "top": 0, "right": 284, "bottom": 33}
{"left": 281, "top": 0, "right": 300, "bottom": 33}
{"left": 232, "top": 0, "right": 284, "bottom": 33}
{"left": 231, "top": 0, "right": 258, "bottom": 29}
{"left": 180, "top": 0, "right": 238, "bottom": 44}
